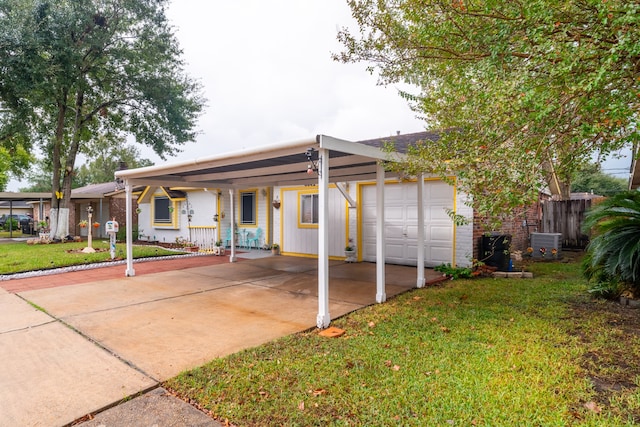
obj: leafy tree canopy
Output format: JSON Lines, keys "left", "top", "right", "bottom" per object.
{"left": 571, "top": 162, "right": 628, "bottom": 196}
{"left": 336, "top": 0, "right": 639, "bottom": 221}
{"left": 20, "top": 137, "right": 154, "bottom": 191}
{"left": 75, "top": 136, "right": 154, "bottom": 186}
{"left": 0, "top": 0, "right": 205, "bottom": 237}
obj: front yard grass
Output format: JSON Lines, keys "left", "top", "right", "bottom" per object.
{"left": 166, "top": 256, "right": 640, "bottom": 426}
{"left": 0, "top": 240, "right": 180, "bottom": 274}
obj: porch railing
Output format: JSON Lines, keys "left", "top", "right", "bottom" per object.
{"left": 188, "top": 225, "right": 218, "bottom": 252}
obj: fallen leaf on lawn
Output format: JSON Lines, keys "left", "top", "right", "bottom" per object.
{"left": 298, "top": 401, "right": 305, "bottom": 411}
{"left": 312, "top": 389, "right": 327, "bottom": 397}
{"left": 385, "top": 360, "right": 392, "bottom": 367}
{"left": 584, "top": 401, "right": 602, "bottom": 413}
{"left": 368, "top": 321, "right": 376, "bottom": 328}
{"left": 440, "top": 326, "right": 451, "bottom": 333}
{"left": 392, "top": 365, "right": 400, "bottom": 371}
{"left": 430, "top": 317, "right": 438, "bottom": 322}
{"left": 413, "top": 296, "right": 422, "bottom": 301}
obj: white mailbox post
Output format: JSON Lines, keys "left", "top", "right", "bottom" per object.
{"left": 105, "top": 219, "right": 119, "bottom": 260}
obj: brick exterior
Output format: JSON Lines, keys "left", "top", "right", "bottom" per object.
{"left": 472, "top": 194, "right": 548, "bottom": 259}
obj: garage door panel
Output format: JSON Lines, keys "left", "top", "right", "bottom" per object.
{"left": 429, "top": 225, "right": 453, "bottom": 241}
{"left": 385, "top": 225, "right": 404, "bottom": 239}
{"left": 362, "top": 181, "right": 454, "bottom": 266}
{"left": 386, "top": 207, "right": 404, "bottom": 221}
{"left": 431, "top": 182, "right": 454, "bottom": 198}
{"left": 430, "top": 246, "right": 453, "bottom": 264}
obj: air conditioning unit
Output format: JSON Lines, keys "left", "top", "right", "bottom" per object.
{"left": 530, "top": 232, "right": 562, "bottom": 258}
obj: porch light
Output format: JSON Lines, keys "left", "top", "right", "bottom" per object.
{"left": 305, "top": 147, "right": 321, "bottom": 177}
{"left": 213, "top": 214, "right": 219, "bottom": 222}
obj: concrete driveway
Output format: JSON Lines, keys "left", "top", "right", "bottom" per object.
{"left": 0, "top": 255, "right": 440, "bottom": 426}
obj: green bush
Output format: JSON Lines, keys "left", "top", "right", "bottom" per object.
{"left": 434, "top": 263, "right": 473, "bottom": 279}
{"left": 115, "top": 224, "right": 139, "bottom": 242}
{"left": 3, "top": 218, "right": 19, "bottom": 231}
{"left": 582, "top": 191, "right": 640, "bottom": 295}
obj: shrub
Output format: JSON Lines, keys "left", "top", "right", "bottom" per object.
{"left": 582, "top": 191, "right": 640, "bottom": 295}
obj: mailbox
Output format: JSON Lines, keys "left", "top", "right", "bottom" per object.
{"left": 105, "top": 220, "right": 119, "bottom": 234}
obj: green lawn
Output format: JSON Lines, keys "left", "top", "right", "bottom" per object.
{"left": 166, "top": 257, "right": 640, "bottom": 426}
{"left": 0, "top": 240, "right": 181, "bottom": 275}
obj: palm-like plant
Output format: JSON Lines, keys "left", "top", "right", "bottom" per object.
{"left": 582, "top": 191, "right": 640, "bottom": 294}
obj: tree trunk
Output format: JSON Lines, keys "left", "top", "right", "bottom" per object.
{"left": 542, "top": 159, "right": 571, "bottom": 201}
{"left": 50, "top": 93, "right": 67, "bottom": 240}
{"left": 51, "top": 88, "right": 85, "bottom": 240}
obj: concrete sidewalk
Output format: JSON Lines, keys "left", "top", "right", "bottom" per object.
{"left": 0, "top": 255, "right": 441, "bottom": 426}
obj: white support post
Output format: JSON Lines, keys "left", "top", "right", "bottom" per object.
{"left": 416, "top": 173, "right": 426, "bottom": 288}
{"left": 376, "top": 163, "right": 386, "bottom": 303}
{"left": 125, "top": 181, "right": 135, "bottom": 277}
{"left": 229, "top": 189, "right": 237, "bottom": 262}
{"left": 317, "top": 146, "right": 331, "bottom": 328}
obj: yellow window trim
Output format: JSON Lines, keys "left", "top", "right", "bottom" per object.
{"left": 238, "top": 189, "right": 258, "bottom": 227}
{"left": 298, "top": 189, "right": 319, "bottom": 229}
{"left": 151, "top": 194, "right": 179, "bottom": 229}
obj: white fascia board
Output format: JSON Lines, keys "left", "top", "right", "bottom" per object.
{"left": 115, "top": 137, "right": 318, "bottom": 180}
{"left": 318, "top": 135, "right": 407, "bottom": 162}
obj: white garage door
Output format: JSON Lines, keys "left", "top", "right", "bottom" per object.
{"left": 361, "top": 180, "right": 454, "bottom": 267}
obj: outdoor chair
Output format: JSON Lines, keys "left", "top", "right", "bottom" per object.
{"left": 239, "top": 228, "right": 248, "bottom": 248}
{"left": 224, "top": 228, "right": 232, "bottom": 248}
{"left": 247, "top": 227, "right": 263, "bottom": 249}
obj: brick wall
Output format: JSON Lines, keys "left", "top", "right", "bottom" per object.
{"left": 472, "top": 195, "right": 547, "bottom": 259}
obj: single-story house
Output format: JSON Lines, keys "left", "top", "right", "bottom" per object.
{"left": 116, "top": 132, "right": 543, "bottom": 328}
{"left": 1, "top": 182, "right": 139, "bottom": 239}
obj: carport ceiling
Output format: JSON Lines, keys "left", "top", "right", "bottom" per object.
{"left": 117, "top": 135, "right": 405, "bottom": 189}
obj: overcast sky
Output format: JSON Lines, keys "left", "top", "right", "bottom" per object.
{"left": 159, "top": 0, "right": 425, "bottom": 158}
{"left": 6, "top": 0, "right": 630, "bottom": 190}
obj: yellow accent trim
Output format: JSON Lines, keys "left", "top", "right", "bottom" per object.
{"left": 356, "top": 183, "right": 364, "bottom": 262}
{"left": 279, "top": 187, "right": 284, "bottom": 251}
{"left": 266, "top": 187, "right": 272, "bottom": 245}
{"left": 345, "top": 196, "right": 351, "bottom": 253}
{"left": 451, "top": 176, "right": 458, "bottom": 268}
{"left": 297, "top": 189, "right": 319, "bottom": 229}
{"left": 151, "top": 194, "right": 179, "bottom": 229}
{"left": 237, "top": 189, "right": 258, "bottom": 228}
{"left": 139, "top": 186, "right": 153, "bottom": 203}
{"left": 282, "top": 251, "right": 345, "bottom": 261}
{"left": 159, "top": 187, "right": 186, "bottom": 202}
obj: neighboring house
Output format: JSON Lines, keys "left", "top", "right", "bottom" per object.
{"left": 0, "top": 200, "right": 33, "bottom": 218}
{"left": 27, "top": 182, "right": 139, "bottom": 238}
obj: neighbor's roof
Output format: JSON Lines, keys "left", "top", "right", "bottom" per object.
{"left": 114, "top": 132, "right": 436, "bottom": 189}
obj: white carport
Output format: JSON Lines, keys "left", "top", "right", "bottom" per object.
{"left": 115, "top": 134, "right": 431, "bottom": 328}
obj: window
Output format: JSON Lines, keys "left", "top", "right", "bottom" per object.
{"left": 240, "top": 191, "right": 256, "bottom": 225}
{"left": 154, "top": 196, "right": 172, "bottom": 223}
{"left": 300, "top": 193, "right": 319, "bottom": 225}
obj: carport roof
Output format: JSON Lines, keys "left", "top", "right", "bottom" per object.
{"left": 114, "top": 133, "right": 434, "bottom": 188}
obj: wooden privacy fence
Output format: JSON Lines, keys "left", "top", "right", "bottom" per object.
{"left": 540, "top": 198, "right": 604, "bottom": 249}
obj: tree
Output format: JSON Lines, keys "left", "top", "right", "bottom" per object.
{"left": 0, "top": 0, "right": 204, "bottom": 238}
{"left": 75, "top": 137, "right": 154, "bottom": 186}
{"left": 336, "top": 0, "right": 639, "bottom": 220}
{"left": 571, "top": 163, "right": 627, "bottom": 196}
{"left": 20, "top": 138, "right": 153, "bottom": 191}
